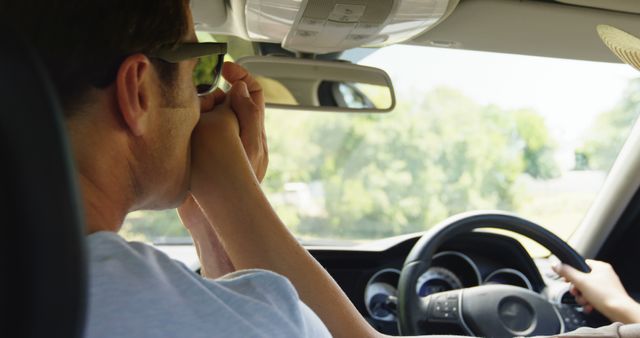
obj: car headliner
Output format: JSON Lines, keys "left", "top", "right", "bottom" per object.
{"left": 193, "top": 0, "right": 640, "bottom": 64}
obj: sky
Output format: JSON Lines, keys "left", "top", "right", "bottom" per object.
{"left": 356, "top": 45, "right": 639, "bottom": 169}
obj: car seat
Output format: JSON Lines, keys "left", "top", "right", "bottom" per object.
{"left": 0, "top": 29, "right": 87, "bottom": 337}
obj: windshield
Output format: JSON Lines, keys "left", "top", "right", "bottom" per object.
{"left": 121, "top": 45, "right": 640, "bottom": 252}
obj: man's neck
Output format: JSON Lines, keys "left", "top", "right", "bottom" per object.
{"left": 79, "top": 171, "right": 130, "bottom": 234}
{"left": 67, "top": 110, "right": 138, "bottom": 234}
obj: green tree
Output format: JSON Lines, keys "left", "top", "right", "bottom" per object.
{"left": 264, "top": 86, "right": 559, "bottom": 240}
{"left": 579, "top": 78, "right": 640, "bottom": 170}
{"left": 514, "top": 110, "right": 560, "bottom": 179}
{"left": 120, "top": 210, "right": 188, "bottom": 243}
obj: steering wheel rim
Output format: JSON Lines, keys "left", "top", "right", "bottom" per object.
{"left": 397, "top": 211, "right": 590, "bottom": 336}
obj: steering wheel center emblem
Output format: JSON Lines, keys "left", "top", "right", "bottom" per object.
{"left": 498, "top": 296, "right": 536, "bottom": 333}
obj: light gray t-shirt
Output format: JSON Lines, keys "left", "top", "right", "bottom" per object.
{"left": 85, "top": 231, "right": 331, "bottom": 338}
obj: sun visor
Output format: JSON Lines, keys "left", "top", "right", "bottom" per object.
{"left": 245, "top": 0, "right": 459, "bottom": 54}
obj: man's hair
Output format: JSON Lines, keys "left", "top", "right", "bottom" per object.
{"left": 0, "top": 0, "right": 189, "bottom": 117}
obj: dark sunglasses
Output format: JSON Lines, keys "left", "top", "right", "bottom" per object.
{"left": 148, "top": 42, "right": 227, "bottom": 96}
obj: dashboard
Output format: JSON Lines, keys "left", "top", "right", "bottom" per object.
{"left": 157, "top": 229, "right": 608, "bottom": 335}
{"left": 365, "top": 250, "right": 535, "bottom": 322}
{"left": 307, "top": 231, "right": 605, "bottom": 335}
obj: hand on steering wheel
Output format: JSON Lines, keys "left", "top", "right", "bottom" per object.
{"left": 397, "top": 211, "right": 591, "bottom": 337}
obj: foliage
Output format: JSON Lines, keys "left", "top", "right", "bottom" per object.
{"left": 513, "top": 110, "right": 560, "bottom": 179}
{"left": 578, "top": 78, "right": 640, "bottom": 171}
{"left": 263, "top": 87, "right": 559, "bottom": 240}
{"left": 120, "top": 210, "right": 188, "bottom": 243}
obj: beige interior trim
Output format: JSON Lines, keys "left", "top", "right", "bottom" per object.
{"left": 570, "top": 114, "right": 640, "bottom": 258}
{"left": 410, "top": 0, "right": 640, "bottom": 63}
{"left": 557, "top": 0, "right": 640, "bottom": 15}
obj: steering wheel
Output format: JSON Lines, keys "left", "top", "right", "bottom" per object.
{"left": 397, "top": 211, "right": 591, "bottom": 337}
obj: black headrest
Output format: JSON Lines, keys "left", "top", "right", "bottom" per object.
{"left": 0, "top": 30, "right": 87, "bottom": 337}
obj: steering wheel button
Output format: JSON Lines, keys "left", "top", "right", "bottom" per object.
{"left": 432, "top": 308, "right": 457, "bottom": 322}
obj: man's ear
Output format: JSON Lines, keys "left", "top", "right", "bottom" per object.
{"left": 115, "top": 54, "right": 152, "bottom": 137}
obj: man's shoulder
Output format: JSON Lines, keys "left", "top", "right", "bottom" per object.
{"left": 86, "top": 231, "right": 292, "bottom": 291}
{"left": 85, "top": 231, "right": 328, "bottom": 338}
{"left": 86, "top": 231, "right": 294, "bottom": 295}
{"left": 215, "top": 268, "right": 301, "bottom": 307}
{"left": 86, "top": 231, "right": 158, "bottom": 260}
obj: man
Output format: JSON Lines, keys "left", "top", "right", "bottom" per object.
{"left": 3, "top": 1, "right": 639, "bottom": 337}
{"left": 1, "top": 0, "right": 372, "bottom": 337}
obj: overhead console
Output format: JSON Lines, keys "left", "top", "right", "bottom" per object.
{"left": 244, "top": 0, "right": 459, "bottom": 54}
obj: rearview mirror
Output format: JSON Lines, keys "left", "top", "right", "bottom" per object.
{"left": 235, "top": 56, "right": 395, "bottom": 113}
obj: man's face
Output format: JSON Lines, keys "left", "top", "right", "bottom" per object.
{"left": 136, "top": 11, "right": 202, "bottom": 210}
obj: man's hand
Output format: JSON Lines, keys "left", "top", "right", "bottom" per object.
{"left": 196, "top": 62, "right": 268, "bottom": 182}
{"left": 222, "top": 62, "right": 268, "bottom": 182}
{"left": 553, "top": 259, "right": 640, "bottom": 324}
{"left": 183, "top": 63, "right": 381, "bottom": 337}
{"left": 178, "top": 62, "right": 267, "bottom": 278}
{"left": 177, "top": 86, "right": 243, "bottom": 278}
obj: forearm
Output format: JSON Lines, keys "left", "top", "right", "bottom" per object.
{"left": 191, "top": 140, "right": 380, "bottom": 338}
{"left": 607, "top": 298, "right": 640, "bottom": 324}
{"left": 178, "top": 198, "right": 235, "bottom": 279}
{"left": 188, "top": 224, "right": 235, "bottom": 279}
